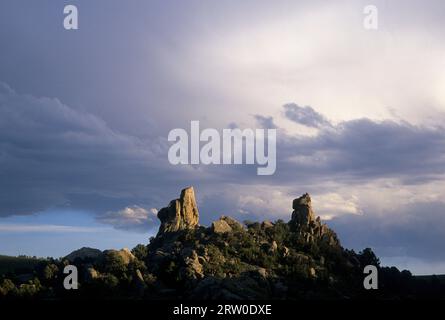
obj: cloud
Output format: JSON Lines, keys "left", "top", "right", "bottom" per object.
{"left": 0, "top": 224, "right": 106, "bottom": 233}
{"left": 200, "top": 106, "right": 445, "bottom": 272}
{"left": 1, "top": 0, "right": 445, "bottom": 274}
{"left": 274, "top": 108, "right": 445, "bottom": 184}
{"left": 97, "top": 206, "right": 159, "bottom": 232}
{"left": 0, "top": 82, "right": 180, "bottom": 217}
{"left": 330, "top": 200, "right": 445, "bottom": 264}
{"left": 254, "top": 114, "right": 277, "bottom": 129}
{"left": 312, "top": 193, "right": 362, "bottom": 220}
{"left": 283, "top": 103, "right": 331, "bottom": 128}
{"left": 2, "top": 78, "right": 445, "bottom": 273}
{"left": 198, "top": 185, "right": 362, "bottom": 224}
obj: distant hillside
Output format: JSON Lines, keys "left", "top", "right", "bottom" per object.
{"left": 0, "top": 255, "right": 45, "bottom": 276}
{"left": 65, "top": 247, "right": 103, "bottom": 262}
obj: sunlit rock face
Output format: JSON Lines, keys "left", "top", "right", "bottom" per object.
{"left": 157, "top": 186, "right": 199, "bottom": 235}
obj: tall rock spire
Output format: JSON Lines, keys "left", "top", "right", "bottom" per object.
{"left": 157, "top": 186, "right": 199, "bottom": 235}
{"left": 290, "top": 193, "right": 339, "bottom": 247}
{"left": 291, "top": 193, "right": 316, "bottom": 226}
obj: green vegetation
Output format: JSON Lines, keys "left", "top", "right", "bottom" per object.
{"left": 1, "top": 218, "right": 444, "bottom": 300}
{"left": 0, "top": 255, "right": 46, "bottom": 275}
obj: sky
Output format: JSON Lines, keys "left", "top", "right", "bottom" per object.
{"left": 0, "top": 0, "right": 445, "bottom": 274}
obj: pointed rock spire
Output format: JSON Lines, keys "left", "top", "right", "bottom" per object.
{"left": 157, "top": 186, "right": 199, "bottom": 234}
{"left": 291, "top": 193, "right": 316, "bottom": 225}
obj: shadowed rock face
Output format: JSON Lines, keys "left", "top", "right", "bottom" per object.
{"left": 291, "top": 193, "right": 315, "bottom": 226}
{"left": 290, "top": 193, "right": 339, "bottom": 247}
{"left": 157, "top": 187, "right": 199, "bottom": 234}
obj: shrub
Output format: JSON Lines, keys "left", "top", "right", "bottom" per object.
{"left": 132, "top": 244, "right": 148, "bottom": 261}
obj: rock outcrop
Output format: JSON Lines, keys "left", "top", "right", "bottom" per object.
{"left": 1, "top": 186, "right": 418, "bottom": 301}
{"left": 103, "top": 248, "right": 136, "bottom": 265}
{"left": 211, "top": 216, "right": 244, "bottom": 234}
{"left": 211, "top": 219, "right": 232, "bottom": 234}
{"left": 181, "top": 248, "right": 204, "bottom": 279}
{"left": 65, "top": 247, "right": 104, "bottom": 262}
{"left": 157, "top": 187, "right": 199, "bottom": 235}
{"left": 84, "top": 265, "right": 100, "bottom": 282}
{"left": 291, "top": 193, "right": 316, "bottom": 226}
{"left": 290, "top": 193, "right": 340, "bottom": 247}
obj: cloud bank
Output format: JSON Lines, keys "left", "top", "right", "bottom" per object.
{"left": 2, "top": 81, "right": 445, "bottom": 272}
{"left": 97, "top": 206, "right": 159, "bottom": 232}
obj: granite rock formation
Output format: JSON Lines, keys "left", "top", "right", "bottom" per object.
{"left": 290, "top": 193, "right": 340, "bottom": 247}
{"left": 157, "top": 187, "right": 199, "bottom": 235}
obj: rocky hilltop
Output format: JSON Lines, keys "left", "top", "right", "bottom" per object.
{"left": 143, "top": 187, "right": 350, "bottom": 299}
{"left": 157, "top": 186, "right": 199, "bottom": 234}
{"left": 290, "top": 193, "right": 339, "bottom": 247}
{"left": 1, "top": 186, "right": 433, "bottom": 300}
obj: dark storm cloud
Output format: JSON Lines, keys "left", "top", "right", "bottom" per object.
{"left": 283, "top": 103, "right": 332, "bottom": 128}
{"left": 275, "top": 108, "right": 445, "bottom": 184}
{"left": 0, "top": 82, "right": 279, "bottom": 230}
{"left": 2, "top": 83, "right": 445, "bottom": 238}
{"left": 329, "top": 201, "right": 445, "bottom": 262}
{"left": 0, "top": 82, "right": 178, "bottom": 222}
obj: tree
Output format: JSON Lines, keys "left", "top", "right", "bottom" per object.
{"left": 103, "top": 251, "right": 127, "bottom": 275}
{"left": 101, "top": 274, "right": 119, "bottom": 289}
{"left": 0, "top": 279, "right": 16, "bottom": 296}
{"left": 16, "top": 279, "right": 41, "bottom": 297}
{"left": 132, "top": 244, "right": 148, "bottom": 261}
{"left": 43, "top": 263, "right": 59, "bottom": 280}
{"left": 358, "top": 248, "right": 380, "bottom": 267}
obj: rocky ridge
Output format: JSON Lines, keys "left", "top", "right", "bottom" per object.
{"left": 142, "top": 187, "right": 356, "bottom": 299}
{"left": 157, "top": 187, "right": 199, "bottom": 235}
{"left": 2, "top": 186, "right": 421, "bottom": 300}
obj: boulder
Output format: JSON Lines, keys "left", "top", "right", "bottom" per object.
{"left": 211, "top": 216, "right": 244, "bottom": 234}
{"left": 65, "top": 247, "right": 103, "bottom": 262}
{"left": 271, "top": 241, "right": 278, "bottom": 252}
{"left": 157, "top": 187, "right": 199, "bottom": 234}
{"left": 261, "top": 220, "right": 274, "bottom": 229}
{"left": 103, "top": 248, "right": 135, "bottom": 265}
{"left": 220, "top": 216, "right": 244, "bottom": 231}
{"left": 309, "top": 267, "right": 316, "bottom": 278}
{"left": 181, "top": 248, "right": 204, "bottom": 279}
{"left": 283, "top": 246, "right": 290, "bottom": 258}
{"left": 84, "top": 266, "right": 100, "bottom": 282}
{"left": 211, "top": 219, "right": 232, "bottom": 233}
{"left": 134, "top": 269, "right": 147, "bottom": 293}
{"left": 256, "top": 267, "right": 267, "bottom": 278}
{"left": 295, "top": 253, "right": 310, "bottom": 264}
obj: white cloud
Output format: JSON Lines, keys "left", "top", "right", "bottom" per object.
{"left": 97, "top": 206, "right": 159, "bottom": 232}
{"left": 312, "top": 193, "right": 362, "bottom": 220}
{"left": 333, "top": 177, "right": 445, "bottom": 217}
{"left": 237, "top": 188, "right": 292, "bottom": 220}
{"left": 161, "top": 1, "right": 445, "bottom": 130}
